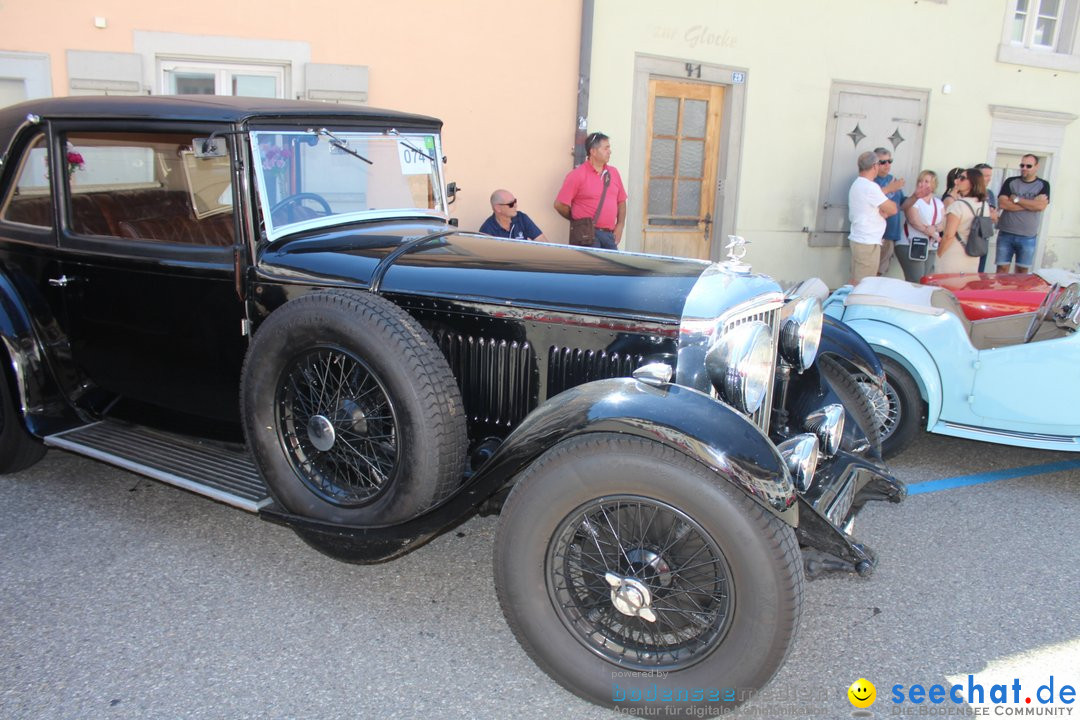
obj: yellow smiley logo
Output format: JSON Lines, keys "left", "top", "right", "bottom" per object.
{"left": 848, "top": 678, "right": 876, "bottom": 708}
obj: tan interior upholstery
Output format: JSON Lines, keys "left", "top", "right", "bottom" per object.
{"left": 2, "top": 190, "right": 234, "bottom": 247}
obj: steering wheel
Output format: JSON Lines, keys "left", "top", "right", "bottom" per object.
{"left": 1024, "top": 282, "right": 1060, "bottom": 343}
{"left": 270, "top": 192, "right": 333, "bottom": 224}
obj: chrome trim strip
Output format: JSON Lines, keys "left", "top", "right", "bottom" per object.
{"left": 941, "top": 422, "right": 1080, "bottom": 444}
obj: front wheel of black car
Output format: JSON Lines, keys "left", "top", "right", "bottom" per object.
{"left": 494, "top": 434, "right": 803, "bottom": 715}
{"left": 241, "top": 289, "right": 467, "bottom": 526}
{"left": 854, "top": 356, "right": 922, "bottom": 460}
{"left": 0, "top": 364, "right": 45, "bottom": 474}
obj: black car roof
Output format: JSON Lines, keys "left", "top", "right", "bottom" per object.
{"left": 0, "top": 95, "right": 441, "bottom": 145}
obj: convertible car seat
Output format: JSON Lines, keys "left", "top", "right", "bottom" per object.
{"left": 843, "top": 277, "right": 1051, "bottom": 350}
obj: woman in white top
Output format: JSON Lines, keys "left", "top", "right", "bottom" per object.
{"left": 936, "top": 168, "right": 988, "bottom": 275}
{"left": 896, "top": 170, "right": 945, "bottom": 282}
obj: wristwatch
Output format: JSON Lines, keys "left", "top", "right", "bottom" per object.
{"left": 1012, "top": 195, "right": 1020, "bottom": 204}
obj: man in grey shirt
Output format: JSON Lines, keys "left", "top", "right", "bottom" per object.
{"left": 996, "top": 154, "right": 1050, "bottom": 274}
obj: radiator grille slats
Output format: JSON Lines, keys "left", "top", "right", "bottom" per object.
{"left": 721, "top": 306, "right": 781, "bottom": 434}
{"left": 435, "top": 331, "right": 536, "bottom": 427}
{"left": 547, "top": 347, "right": 644, "bottom": 397}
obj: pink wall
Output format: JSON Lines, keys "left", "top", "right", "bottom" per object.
{"left": 1, "top": 0, "right": 582, "bottom": 239}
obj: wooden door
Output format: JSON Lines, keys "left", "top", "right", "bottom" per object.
{"left": 642, "top": 79, "right": 723, "bottom": 259}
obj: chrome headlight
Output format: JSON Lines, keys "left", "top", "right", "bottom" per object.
{"left": 805, "top": 403, "right": 845, "bottom": 457}
{"left": 705, "top": 320, "right": 773, "bottom": 413}
{"left": 777, "top": 434, "right": 820, "bottom": 492}
{"left": 780, "top": 296, "right": 823, "bottom": 371}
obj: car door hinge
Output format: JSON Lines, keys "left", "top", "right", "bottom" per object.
{"left": 241, "top": 319, "right": 253, "bottom": 336}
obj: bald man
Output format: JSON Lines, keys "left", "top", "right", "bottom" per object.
{"left": 478, "top": 189, "right": 547, "bottom": 242}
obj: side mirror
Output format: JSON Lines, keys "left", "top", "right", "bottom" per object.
{"left": 446, "top": 181, "right": 461, "bottom": 205}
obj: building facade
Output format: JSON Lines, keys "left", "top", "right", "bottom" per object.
{"left": 587, "top": 0, "right": 1080, "bottom": 283}
{"left": 2, "top": 0, "right": 1078, "bottom": 286}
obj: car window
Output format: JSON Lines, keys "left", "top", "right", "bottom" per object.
{"left": 63, "top": 131, "right": 236, "bottom": 247}
{"left": 0, "top": 133, "right": 53, "bottom": 229}
{"left": 251, "top": 130, "right": 445, "bottom": 241}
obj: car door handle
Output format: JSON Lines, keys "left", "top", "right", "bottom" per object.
{"left": 48, "top": 275, "right": 75, "bottom": 287}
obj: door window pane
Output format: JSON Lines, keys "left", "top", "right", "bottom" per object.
{"left": 678, "top": 140, "right": 705, "bottom": 178}
{"left": 676, "top": 180, "right": 701, "bottom": 216}
{"left": 683, "top": 100, "right": 708, "bottom": 138}
{"left": 648, "top": 179, "right": 673, "bottom": 215}
{"left": 653, "top": 97, "right": 679, "bottom": 136}
{"left": 650, "top": 138, "right": 675, "bottom": 176}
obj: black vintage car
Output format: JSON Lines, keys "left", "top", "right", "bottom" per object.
{"left": 0, "top": 96, "right": 902, "bottom": 715}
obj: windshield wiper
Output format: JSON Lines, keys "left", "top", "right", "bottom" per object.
{"left": 307, "top": 127, "right": 373, "bottom": 165}
{"left": 386, "top": 128, "right": 436, "bottom": 163}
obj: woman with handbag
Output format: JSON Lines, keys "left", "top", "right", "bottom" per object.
{"left": 896, "top": 170, "right": 945, "bottom": 282}
{"left": 936, "top": 168, "right": 988, "bottom": 274}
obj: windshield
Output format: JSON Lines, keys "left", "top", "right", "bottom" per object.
{"left": 250, "top": 129, "right": 445, "bottom": 241}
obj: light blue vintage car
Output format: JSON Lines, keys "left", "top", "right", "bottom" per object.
{"left": 821, "top": 276, "right": 1080, "bottom": 458}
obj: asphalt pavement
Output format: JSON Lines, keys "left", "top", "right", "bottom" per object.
{"left": 1, "top": 431, "right": 1077, "bottom": 720}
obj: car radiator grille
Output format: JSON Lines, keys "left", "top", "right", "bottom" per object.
{"left": 433, "top": 331, "right": 537, "bottom": 427}
{"left": 547, "top": 346, "right": 645, "bottom": 398}
{"left": 721, "top": 305, "right": 782, "bottom": 435}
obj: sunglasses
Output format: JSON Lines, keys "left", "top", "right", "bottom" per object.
{"left": 1020, "top": 163, "right": 1035, "bottom": 169}
{"left": 877, "top": 159, "right": 893, "bottom": 165}
{"left": 500, "top": 199, "right": 517, "bottom": 208}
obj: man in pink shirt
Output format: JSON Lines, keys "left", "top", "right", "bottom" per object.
{"left": 554, "top": 132, "right": 628, "bottom": 250}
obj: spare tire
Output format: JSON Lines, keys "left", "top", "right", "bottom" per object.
{"left": 241, "top": 289, "right": 467, "bottom": 525}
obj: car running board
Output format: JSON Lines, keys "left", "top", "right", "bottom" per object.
{"left": 44, "top": 421, "right": 272, "bottom": 512}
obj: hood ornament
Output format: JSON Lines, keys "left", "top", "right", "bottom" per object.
{"left": 722, "top": 235, "right": 752, "bottom": 273}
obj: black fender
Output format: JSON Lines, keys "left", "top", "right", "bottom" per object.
{"left": 819, "top": 314, "right": 883, "bottom": 381}
{"left": 261, "top": 377, "right": 798, "bottom": 563}
{"left": 0, "top": 268, "right": 81, "bottom": 437}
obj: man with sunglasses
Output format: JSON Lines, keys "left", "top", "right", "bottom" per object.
{"left": 873, "top": 147, "right": 917, "bottom": 276}
{"left": 554, "top": 132, "right": 627, "bottom": 250}
{"left": 479, "top": 189, "right": 548, "bottom": 242}
{"left": 996, "top": 154, "right": 1050, "bottom": 274}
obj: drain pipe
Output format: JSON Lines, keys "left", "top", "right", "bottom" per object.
{"left": 572, "top": 0, "right": 594, "bottom": 167}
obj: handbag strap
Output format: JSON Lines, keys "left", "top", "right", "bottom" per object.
{"left": 592, "top": 170, "right": 612, "bottom": 223}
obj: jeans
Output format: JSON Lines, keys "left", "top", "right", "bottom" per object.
{"left": 594, "top": 229, "right": 618, "bottom": 250}
{"left": 995, "top": 232, "right": 1037, "bottom": 269}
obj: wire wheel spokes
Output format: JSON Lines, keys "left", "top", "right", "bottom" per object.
{"left": 547, "top": 496, "right": 733, "bottom": 670}
{"left": 855, "top": 374, "right": 899, "bottom": 440}
{"left": 277, "top": 346, "right": 399, "bottom": 506}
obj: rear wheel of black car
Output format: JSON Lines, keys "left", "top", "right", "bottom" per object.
{"left": 0, "top": 364, "right": 45, "bottom": 474}
{"left": 241, "top": 289, "right": 467, "bottom": 525}
{"left": 854, "top": 356, "right": 922, "bottom": 460}
{"left": 817, "top": 354, "right": 883, "bottom": 458}
{"left": 494, "top": 433, "right": 803, "bottom": 715}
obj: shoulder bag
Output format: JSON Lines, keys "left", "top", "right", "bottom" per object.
{"left": 958, "top": 199, "right": 992, "bottom": 258}
{"left": 568, "top": 170, "right": 611, "bottom": 247}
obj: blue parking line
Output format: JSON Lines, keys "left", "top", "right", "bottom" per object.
{"left": 908, "top": 459, "right": 1080, "bottom": 495}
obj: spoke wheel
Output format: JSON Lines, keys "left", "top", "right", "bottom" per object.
{"left": 277, "top": 346, "right": 398, "bottom": 507}
{"left": 855, "top": 373, "right": 899, "bottom": 441}
{"left": 495, "top": 433, "right": 803, "bottom": 714}
{"left": 549, "top": 496, "right": 734, "bottom": 670}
